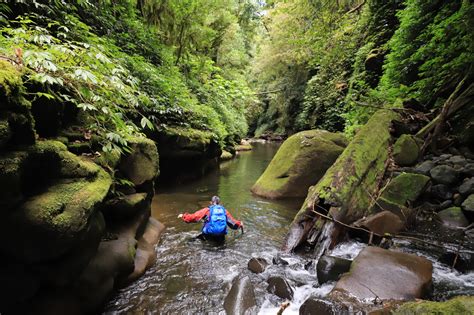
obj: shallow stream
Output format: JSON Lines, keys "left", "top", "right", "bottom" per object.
{"left": 105, "top": 143, "right": 474, "bottom": 314}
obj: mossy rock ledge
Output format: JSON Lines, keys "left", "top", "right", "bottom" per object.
{"left": 251, "top": 130, "right": 348, "bottom": 199}
{"left": 0, "top": 140, "right": 112, "bottom": 263}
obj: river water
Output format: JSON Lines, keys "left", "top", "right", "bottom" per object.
{"left": 105, "top": 142, "right": 474, "bottom": 314}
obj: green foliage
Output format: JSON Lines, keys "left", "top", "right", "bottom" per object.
{"left": 380, "top": 0, "right": 474, "bottom": 105}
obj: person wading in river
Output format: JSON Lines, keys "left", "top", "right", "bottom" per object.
{"left": 178, "top": 196, "right": 243, "bottom": 242}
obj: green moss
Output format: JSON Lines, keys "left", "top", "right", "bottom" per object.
{"left": 392, "top": 134, "right": 420, "bottom": 166}
{"left": 0, "top": 119, "right": 11, "bottom": 147}
{"left": 119, "top": 136, "right": 159, "bottom": 185}
{"left": 0, "top": 60, "right": 23, "bottom": 102}
{"left": 252, "top": 130, "right": 346, "bottom": 198}
{"left": 296, "top": 110, "right": 400, "bottom": 223}
{"left": 393, "top": 296, "right": 474, "bottom": 314}
{"left": 380, "top": 173, "right": 430, "bottom": 205}
{"left": 163, "top": 126, "right": 214, "bottom": 147}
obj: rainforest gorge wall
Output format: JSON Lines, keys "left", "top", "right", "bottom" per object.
{"left": 0, "top": 0, "right": 473, "bottom": 313}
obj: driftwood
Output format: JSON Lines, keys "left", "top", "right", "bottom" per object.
{"left": 282, "top": 110, "right": 401, "bottom": 257}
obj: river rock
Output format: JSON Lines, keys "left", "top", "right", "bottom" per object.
{"left": 252, "top": 129, "right": 347, "bottom": 199}
{"left": 267, "top": 276, "right": 294, "bottom": 299}
{"left": 373, "top": 173, "right": 430, "bottom": 219}
{"left": 392, "top": 296, "right": 474, "bottom": 314}
{"left": 392, "top": 134, "right": 420, "bottom": 166}
{"left": 119, "top": 137, "right": 159, "bottom": 186}
{"left": 272, "top": 255, "right": 289, "bottom": 266}
{"left": 461, "top": 194, "right": 474, "bottom": 221}
{"left": 248, "top": 257, "right": 268, "bottom": 274}
{"left": 462, "top": 163, "right": 474, "bottom": 177}
{"left": 332, "top": 247, "right": 432, "bottom": 301}
{"left": 317, "top": 255, "right": 352, "bottom": 284}
{"left": 414, "top": 160, "right": 435, "bottom": 176}
{"left": 437, "top": 207, "right": 469, "bottom": 228}
{"left": 354, "top": 210, "right": 405, "bottom": 236}
{"left": 430, "top": 165, "right": 460, "bottom": 186}
{"left": 299, "top": 297, "right": 346, "bottom": 315}
{"left": 459, "top": 178, "right": 474, "bottom": 196}
{"left": 223, "top": 275, "right": 257, "bottom": 315}
{"left": 430, "top": 184, "right": 453, "bottom": 200}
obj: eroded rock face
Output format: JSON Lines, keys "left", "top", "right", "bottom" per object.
{"left": 332, "top": 247, "right": 432, "bottom": 301}
{"left": 252, "top": 130, "right": 347, "bottom": 199}
{"left": 224, "top": 275, "right": 257, "bottom": 315}
{"left": 0, "top": 141, "right": 112, "bottom": 263}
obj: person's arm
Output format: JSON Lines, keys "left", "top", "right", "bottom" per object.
{"left": 226, "top": 210, "right": 242, "bottom": 230}
{"left": 180, "top": 208, "right": 209, "bottom": 223}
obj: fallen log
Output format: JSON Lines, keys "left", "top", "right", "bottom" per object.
{"left": 282, "top": 109, "right": 401, "bottom": 256}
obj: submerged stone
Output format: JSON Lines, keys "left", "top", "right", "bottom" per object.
{"left": 252, "top": 129, "right": 347, "bottom": 199}
{"left": 247, "top": 257, "right": 268, "bottom": 274}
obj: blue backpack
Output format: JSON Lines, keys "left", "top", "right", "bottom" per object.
{"left": 203, "top": 205, "right": 227, "bottom": 235}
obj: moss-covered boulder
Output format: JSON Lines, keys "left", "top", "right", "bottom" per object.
{"left": 155, "top": 126, "right": 220, "bottom": 159}
{"left": 393, "top": 296, "right": 474, "bottom": 314}
{"left": 332, "top": 247, "right": 432, "bottom": 301}
{"left": 252, "top": 130, "right": 347, "bottom": 199}
{"left": 119, "top": 137, "right": 159, "bottom": 186}
{"left": 0, "top": 141, "right": 112, "bottom": 263}
{"left": 284, "top": 110, "right": 401, "bottom": 253}
{"left": 392, "top": 134, "right": 421, "bottom": 166}
{"left": 373, "top": 173, "right": 430, "bottom": 218}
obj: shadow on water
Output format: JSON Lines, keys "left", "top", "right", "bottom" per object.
{"left": 104, "top": 142, "right": 304, "bottom": 314}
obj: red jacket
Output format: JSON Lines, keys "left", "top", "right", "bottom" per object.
{"left": 182, "top": 207, "right": 242, "bottom": 230}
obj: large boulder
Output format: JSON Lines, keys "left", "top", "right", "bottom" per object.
{"left": 224, "top": 275, "right": 257, "bottom": 315}
{"left": 252, "top": 130, "right": 347, "bottom": 199}
{"left": 119, "top": 137, "right": 159, "bottom": 186}
{"left": 332, "top": 247, "right": 432, "bottom": 301}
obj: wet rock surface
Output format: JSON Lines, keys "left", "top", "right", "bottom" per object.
{"left": 266, "top": 276, "right": 294, "bottom": 300}
{"left": 224, "top": 275, "right": 257, "bottom": 315}
{"left": 248, "top": 257, "right": 268, "bottom": 274}
{"left": 332, "top": 247, "right": 433, "bottom": 301}
{"left": 317, "top": 255, "right": 352, "bottom": 284}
